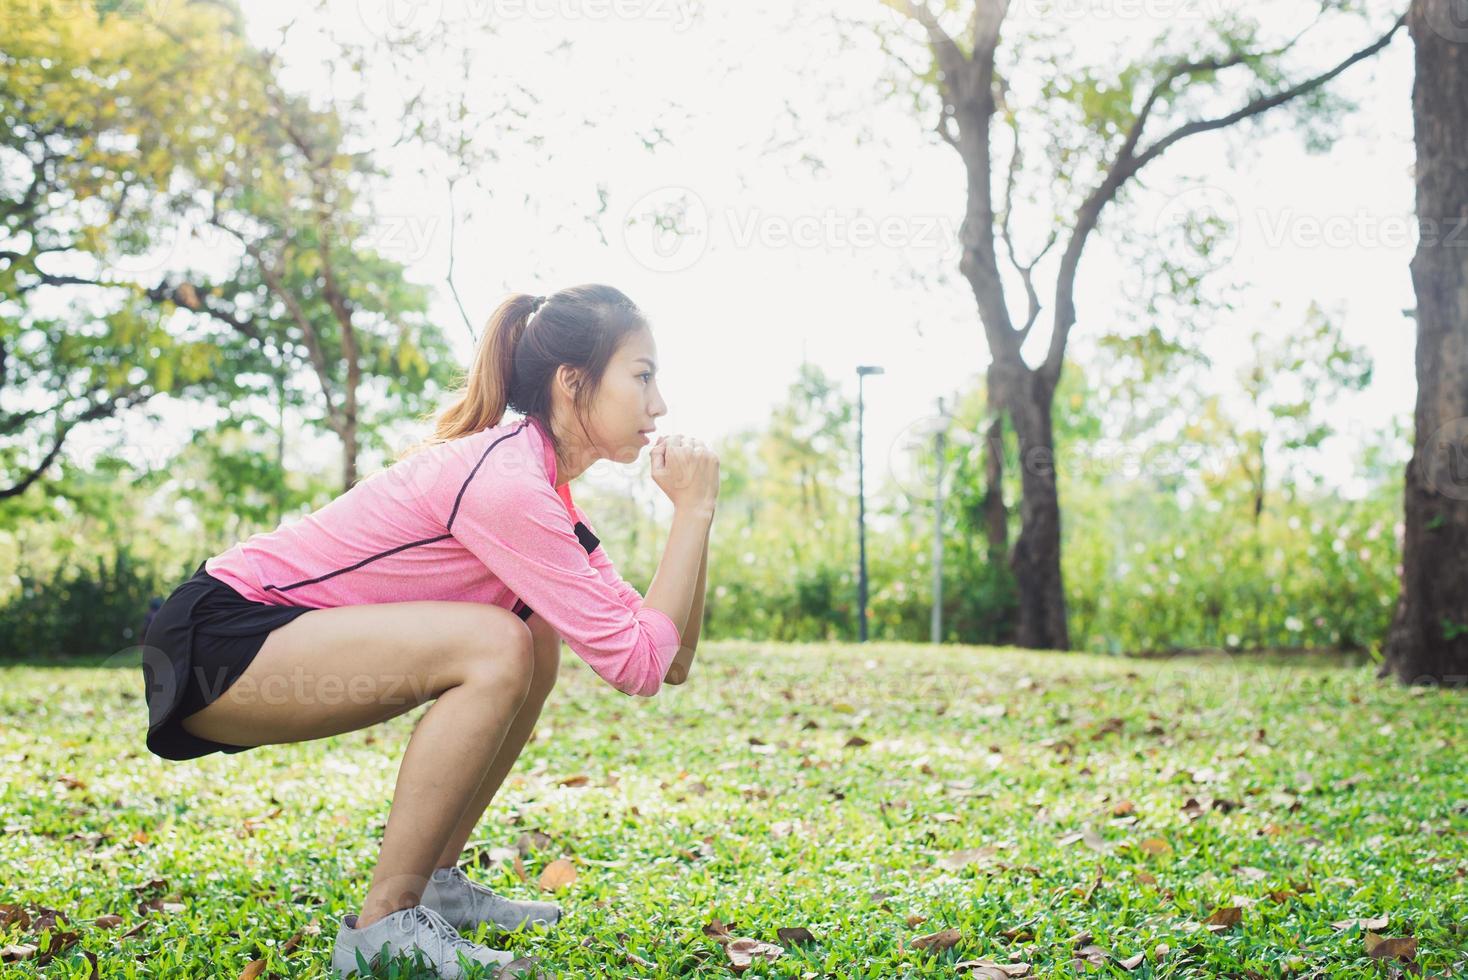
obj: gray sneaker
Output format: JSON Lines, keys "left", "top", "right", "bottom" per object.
{"left": 420, "top": 865, "right": 562, "bottom": 934}
{"left": 331, "top": 903, "right": 535, "bottom": 978}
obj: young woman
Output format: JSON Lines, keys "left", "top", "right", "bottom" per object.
{"left": 140, "top": 284, "right": 718, "bottom": 978}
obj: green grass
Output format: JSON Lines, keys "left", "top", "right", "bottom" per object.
{"left": 2, "top": 642, "right": 1465, "bottom": 978}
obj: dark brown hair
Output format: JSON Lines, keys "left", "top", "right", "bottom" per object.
{"left": 399, "top": 284, "right": 648, "bottom": 465}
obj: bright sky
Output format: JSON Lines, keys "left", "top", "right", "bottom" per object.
{"left": 93, "top": 0, "right": 1420, "bottom": 510}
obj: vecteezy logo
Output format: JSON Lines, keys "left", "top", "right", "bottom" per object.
{"left": 1424, "top": 0, "right": 1468, "bottom": 42}
{"left": 1423, "top": 416, "right": 1468, "bottom": 501}
{"left": 621, "top": 186, "right": 710, "bottom": 273}
{"left": 1151, "top": 183, "right": 1242, "bottom": 274}
{"left": 102, "top": 644, "right": 181, "bottom": 729}
{"left": 886, "top": 413, "right": 974, "bottom": 505}
{"left": 356, "top": 0, "right": 445, "bottom": 41}
{"left": 98, "top": 224, "right": 186, "bottom": 280}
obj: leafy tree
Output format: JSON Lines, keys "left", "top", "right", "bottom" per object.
{"left": 0, "top": 0, "right": 235, "bottom": 500}
{"left": 145, "top": 5, "right": 457, "bottom": 489}
{"left": 878, "top": 0, "right": 1406, "bottom": 649}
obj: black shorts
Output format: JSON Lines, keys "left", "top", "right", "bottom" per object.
{"left": 141, "top": 560, "right": 315, "bottom": 762}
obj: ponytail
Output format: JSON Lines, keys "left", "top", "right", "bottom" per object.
{"left": 398, "top": 284, "right": 647, "bottom": 465}
{"left": 397, "top": 293, "right": 540, "bottom": 461}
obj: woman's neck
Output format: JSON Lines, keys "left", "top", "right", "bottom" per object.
{"left": 538, "top": 413, "right": 598, "bottom": 484}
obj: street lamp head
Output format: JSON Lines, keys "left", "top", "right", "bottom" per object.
{"left": 856, "top": 365, "right": 885, "bottom": 376}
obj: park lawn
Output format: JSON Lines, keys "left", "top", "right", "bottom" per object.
{"left": 1, "top": 641, "right": 1465, "bottom": 979}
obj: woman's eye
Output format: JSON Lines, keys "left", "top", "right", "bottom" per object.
{"left": 639, "top": 373, "right": 652, "bottom": 383}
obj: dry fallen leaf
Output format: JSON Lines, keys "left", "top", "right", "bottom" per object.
{"left": 724, "top": 937, "right": 784, "bottom": 972}
{"left": 538, "top": 859, "right": 577, "bottom": 892}
{"left": 1364, "top": 932, "right": 1418, "bottom": 963}
{"left": 1331, "top": 915, "right": 1389, "bottom": 931}
{"left": 1, "top": 944, "right": 37, "bottom": 963}
{"left": 238, "top": 959, "right": 266, "bottom": 980}
{"left": 1202, "top": 905, "right": 1243, "bottom": 931}
{"left": 955, "top": 959, "right": 1030, "bottom": 977}
{"left": 937, "top": 846, "right": 998, "bottom": 870}
{"left": 775, "top": 926, "right": 815, "bottom": 945}
{"left": 35, "top": 929, "right": 82, "bottom": 968}
{"left": 910, "top": 927, "right": 962, "bottom": 952}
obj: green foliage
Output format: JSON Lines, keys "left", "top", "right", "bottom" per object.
{"left": 701, "top": 363, "right": 864, "bottom": 642}
{"left": 152, "top": 416, "right": 341, "bottom": 543}
{"left": 0, "top": 1, "right": 248, "bottom": 499}
{"left": 1065, "top": 478, "right": 1402, "bottom": 655}
{"left": 1, "top": 0, "right": 462, "bottom": 504}
{"left": 0, "top": 543, "right": 167, "bottom": 661}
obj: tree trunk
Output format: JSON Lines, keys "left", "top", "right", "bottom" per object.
{"left": 982, "top": 415, "right": 1008, "bottom": 561}
{"left": 1381, "top": 0, "right": 1468, "bottom": 687}
{"left": 342, "top": 416, "right": 359, "bottom": 490}
{"left": 981, "top": 369, "right": 1009, "bottom": 562}
{"left": 1004, "top": 368, "right": 1070, "bottom": 650}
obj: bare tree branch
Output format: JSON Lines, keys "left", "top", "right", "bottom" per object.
{"left": 1, "top": 384, "right": 157, "bottom": 499}
{"left": 209, "top": 214, "right": 343, "bottom": 433}
{"left": 997, "top": 109, "right": 1056, "bottom": 344}
{"left": 1126, "top": 13, "right": 1408, "bottom": 180}
{"left": 893, "top": 0, "right": 968, "bottom": 85}
{"left": 445, "top": 177, "right": 477, "bottom": 345}
{"left": 145, "top": 280, "right": 267, "bottom": 346}
{"left": 1039, "top": 12, "right": 1408, "bottom": 390}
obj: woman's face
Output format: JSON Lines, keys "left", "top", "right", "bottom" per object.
{"left": 571, "top": 327, "right": 667, "bottom": 465}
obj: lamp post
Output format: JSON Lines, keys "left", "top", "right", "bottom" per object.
{"left": 856, "top": 365, "right": 884, "bottom": 642}
{"left": 929, "top": 396, "right": 952, "bottom": 644}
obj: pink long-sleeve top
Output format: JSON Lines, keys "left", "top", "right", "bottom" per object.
{"left": 203, "top": 414, "right": 682, "bottom": 697}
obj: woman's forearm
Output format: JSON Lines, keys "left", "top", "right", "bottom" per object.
{"left": 683, "top": 524, "right": 709, "bottom": 648}
{"left": 643, "top": 503, "right": 713, "bottom": 647}
{"left": 664, "top": 521, "right": 709, "bottom": 684}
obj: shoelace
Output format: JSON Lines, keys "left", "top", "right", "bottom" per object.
{"left": 401, "top": 903, "right": 484, "bottom": 958}
{"left": 446, "top": 867, "right": 501, "bottom": 903}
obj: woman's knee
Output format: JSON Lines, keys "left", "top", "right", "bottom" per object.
{"left": 459, "top": 612, "right": 537, "bottom": 703}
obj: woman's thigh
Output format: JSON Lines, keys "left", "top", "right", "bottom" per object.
{"left": 180, "top": 600, "right": 534, "bottom": 748}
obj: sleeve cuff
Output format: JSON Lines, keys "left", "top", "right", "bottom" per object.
{"left": 635, "top": 605, "right": 683, "bottom": 677}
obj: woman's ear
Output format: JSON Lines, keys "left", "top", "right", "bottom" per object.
{"left": 555, "top": 364, "right": 582, "bottom": 396}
